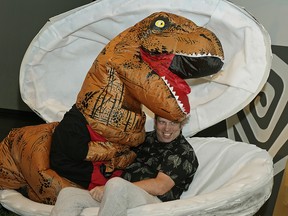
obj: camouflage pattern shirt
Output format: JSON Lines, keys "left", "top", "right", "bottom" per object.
{"left": 122, "top": 131, "right": 199, "bottom": 201}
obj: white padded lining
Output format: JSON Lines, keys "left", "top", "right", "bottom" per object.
{"left": 0, "top": 0, "right": 273, "bottom": 215}
{"left": 0, "top": 137, "right": 273, "bottom": 216}
{"left": 19, "top": 0, "right": 272, "bottom": 137}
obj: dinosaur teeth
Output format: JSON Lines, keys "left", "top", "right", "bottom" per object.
{"left": 161, "top": 76, "right": 168, "bottom": 82}
{"left": 182, "top": 53, "right": 224, "bottom": 61}
{"left": 178, "top": 101, "right": 186, "bottom": 113}
{"left": 171, "top": 89, "right": 176, "bottom": 95}
{"left": 161, "top": 76, "right": 186, "bottom": 114}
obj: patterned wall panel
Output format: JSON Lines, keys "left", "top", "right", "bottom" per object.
{"left": 226, "top": 45, "right": 288, "bottom": 215}
{"left": 196, "top": 45, "right": 287, "bottom": 215}
{"left": 208, "top": 1, "right": 288, "bottom": 214}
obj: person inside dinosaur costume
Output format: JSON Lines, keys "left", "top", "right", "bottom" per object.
{"left": 0, "top": 12, "right": 224, "bottom": 204}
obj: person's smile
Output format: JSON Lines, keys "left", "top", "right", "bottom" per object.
{"left": 155, "top": 117, "right": 182, "bottom": 143}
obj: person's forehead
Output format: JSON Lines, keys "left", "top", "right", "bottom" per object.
{"left": 157, "top": 117, "right": 176, "bottom": 123}
{"left": 157, "top": 116, "right": 168, "bottom": 121}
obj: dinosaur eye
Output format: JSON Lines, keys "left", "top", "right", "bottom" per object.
{"left": 150, "top": 16, "right": 170, "bottom": 30}
{"left": 155, "top": 19, "right": 165, "bottom": 28}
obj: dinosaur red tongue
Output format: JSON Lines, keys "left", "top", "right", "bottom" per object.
{"left": 140, "top": 49, "right": 190, "bottom": 114}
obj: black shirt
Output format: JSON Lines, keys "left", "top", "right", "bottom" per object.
{"left": 50, "top": 104, "right": 93, "bottom": 188}
{"left": 122, "top": 131, "right": 198, "bottom": 202}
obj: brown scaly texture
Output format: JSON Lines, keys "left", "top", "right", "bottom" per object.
{"left": 0, "top": 12, "right": 224, "bottom": 204}
{"left": 0, "top": 123, "right": 79, "bottom": 204}
{"left": 76, "top": 12, "right": 224, "bottom": 172}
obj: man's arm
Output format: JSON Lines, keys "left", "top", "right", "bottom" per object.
{"left": 133, "top": 171, "right": 175, "bottom": 196}
{"left": 90, "top": 172, "right": 174, "bottom": 201}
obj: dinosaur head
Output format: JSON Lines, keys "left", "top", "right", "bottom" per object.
{"left": 114, "top": 12, "right": 224, "bottom": 122}
{"left": 139, "top": 12, "right": 224, "bottom": 77}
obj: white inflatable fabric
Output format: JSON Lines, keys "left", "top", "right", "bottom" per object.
{"left": 0, "top": 137, "right": 273, "bottom": 216}
{"left": 19, "top": 0, "right": 272, "bottom": 137}
{"left": 1, "top": 0, "right": 273, "bottom": 215}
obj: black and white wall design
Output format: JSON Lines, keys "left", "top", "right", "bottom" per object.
{"left": 226, "top": 45, "right": 288, "bottom": 215}
{"left": 199, "top": 1, "right": 288, "bottom": 215}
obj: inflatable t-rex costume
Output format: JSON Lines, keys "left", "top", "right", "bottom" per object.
{"left": 0, "top": 12, "right": 224, "bottom": 204}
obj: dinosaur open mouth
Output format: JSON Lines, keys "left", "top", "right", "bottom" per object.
{"left": 140, "top": 49, "right": 191, "bottom": 114}
{"left": 169, "top": 55, "right": 224, "bottom": 78}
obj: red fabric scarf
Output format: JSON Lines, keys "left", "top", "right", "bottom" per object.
{"left": 87, "top": 125, "right": 123, "bottom": 190}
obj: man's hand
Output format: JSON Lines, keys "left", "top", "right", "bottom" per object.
{"left": 90, "top": 186, "right": 105, "bottom": 202}
{"left": 133, "top": 172, "right": 175, "bottom": 196}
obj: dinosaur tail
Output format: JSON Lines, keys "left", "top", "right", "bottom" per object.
{"left": 0, "top": 129, "right": 26, "bottom": 189}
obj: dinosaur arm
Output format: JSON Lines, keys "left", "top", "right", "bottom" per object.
{"left": 85, "top": 141, "right": 119, "bottom": 161}
{"left": 109, "top": 150, "right": 136, "bottom": 170}
{"left": 85, "top": 140, "right": 136, "bottom": 173}
{"left": 85, "top": 140, "right": 135, "bottom": 162}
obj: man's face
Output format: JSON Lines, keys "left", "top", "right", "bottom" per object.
{"left": 155, "top": 117, "right": 182, "bottom": 143}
